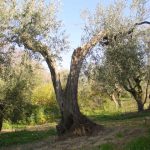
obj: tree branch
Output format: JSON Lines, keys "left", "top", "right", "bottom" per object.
{"left": 102, "top": 21, "right": 150, "bottom": 45}
{"left": 143, "top": 78, "right": 150, "bottom": 105}
{"left": 19, "top": 32, "right": 64, "bottom": 106}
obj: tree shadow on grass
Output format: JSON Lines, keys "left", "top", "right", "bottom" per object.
{"left": 89, "top": 110, "right": 150, "bottom": 122}
{"left": 0, "top": 127, "right": 56, "bottom": 147}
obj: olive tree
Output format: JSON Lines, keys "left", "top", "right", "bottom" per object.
{"left": 0, "top": 50, "right": 38, "bottom": 131}
{"left": 0, "top": 45, "right": 13, "bottom": 131}
{"left": 82, "top": 0, "right": 150, "bottom": 112}
{"left": 1, "top": 0, "right": 150, "bottom": 135}
{"left": 87, "top": 64, "right": 122, "bottom": 109}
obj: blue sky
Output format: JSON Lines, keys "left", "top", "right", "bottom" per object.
{"left": 58, "top": 0, "right": 113, "bottom": 69}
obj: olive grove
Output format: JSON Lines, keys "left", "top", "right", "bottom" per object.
{"left": 0, "top": 0, "right": 150, "bottom": 135}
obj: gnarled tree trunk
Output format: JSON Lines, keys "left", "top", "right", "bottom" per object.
{"left": 124, "top": 78, "right": 146, "bottom": 112}
{"left": 132, "top": 92, "right": 144, "bottom": 112}
{"left": 20, "top": 31, "right": 106, "bottom": 136}
{"left": 18, "top": 21, "right": 150, "bottom": 135}
{"left": 56, "top": 49, "right": 100, "bottom": 136}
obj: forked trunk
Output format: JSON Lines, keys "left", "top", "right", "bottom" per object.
{"left": 40, "top": 49, "right": 102, "bottom": 136}
{"left": 56, "top": 55, "right": 101, "bottom": 136}
{"left": 124, "top": 79, "right": 145, "bottom": 112}
{"left": 20, "top": 32, "right": 106, "bottom": 136}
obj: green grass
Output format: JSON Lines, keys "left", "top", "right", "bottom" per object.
{"left": 94, "top": 135, "right": 150, "bottom": 150}
{"left": 1, "top": 109, "right": 150, "bottom": 149}
{"left": 89, "top": 110, "right": 150, "bottom": 122}
{"left": 0, "top": 128, "right": 56, "bottom": 147}
{"left": 98, "top": 143, "right": 115, "bottom": 150}
{"left": 125, "top": 136, "right": 150, "bottom": 150}
{"left": 94, "top": 129, "right": 150, "bottom": 150}
{"left": 115, "top": 132, "right": 124, "bottom": 138}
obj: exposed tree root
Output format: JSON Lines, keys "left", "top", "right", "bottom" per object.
{"left": 56, "top": 114, "right": 103, "bottom": 137}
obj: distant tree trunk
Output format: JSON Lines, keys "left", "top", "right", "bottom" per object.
{"left": 124, "top": 87, "right": 144, "bottom": 112}
{"left": 111, "top": 91, "right": 121, "bottom": 109}
{"left": 136, "top": 100, "right": 144, "bottom": 112}
{"left": 129, "top": 90, "right": 144, "bottom": 112}
{"left": 0, "top": 104, "right": 4, "bottom": 132}
{"left": 124, "top": 79, "right": 145, "bottom": 112}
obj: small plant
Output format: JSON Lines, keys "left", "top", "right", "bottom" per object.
{"left": 99, "top": 143, "right": 115, "bottom": 150}
{"left": 116, "top": 132, "right": 124, "bottom": 138}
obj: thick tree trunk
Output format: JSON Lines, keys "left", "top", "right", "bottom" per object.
{"left": 136, "top": 99, "right": 144, "bottom": 112}
{"left": 56, "top": 52, "right": 102, "bottom": 136}
{"left": 124, "top": 79, "right": 144, "bottom": 112}
{"left": 20, "top": 32, "right": 106, "bottom": 136}
{"left": 132, "top": 92, "right": 144, "bottom": 112}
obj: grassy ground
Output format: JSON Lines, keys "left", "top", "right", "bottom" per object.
{"left": 0, "top": 123, "right": 57, "bottom": 148}
{"left": 0, "top": 110, "right": 150, "bottom": 150}
{"left": 0, "top": 128, "right": 56, "bottom": 147}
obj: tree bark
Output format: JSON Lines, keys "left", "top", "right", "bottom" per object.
{"left": 131, "top": 91, "right": 144, "bottom": 112}
{"left": 0, "top": 104, "right": 4, "bottom": 132}
{"left": 136, "top": 100, "right": 144, "bottom": 112}
{"left": 56, "top": 48, "right": 102, "bottom": 136}
{"left": 111, "top": 92, "right": 121, "bottom": 109}
{"left": 124, "top": 79, "right": 144, "bottom": 112}
{"left": 19, "top": 32, "right": 106, "bottom": 136}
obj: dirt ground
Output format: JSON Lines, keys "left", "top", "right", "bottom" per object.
{"left": 1, "top": 118, "right": 149, "bottom": 150}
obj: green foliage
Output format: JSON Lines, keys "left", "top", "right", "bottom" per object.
{"left": 78, "top": 78, "right": 106, "bottom": 113}
{"left": 34, "top": 107, "right": 46, "bottom": 124}
{"left": 31, "top": 83, "right": 59, "bottom": 123}
{"left": 2, "top": 120, "right": 12, "bottom": 130}
{"left": 2, "top": 52, "right": 38, "bottom": 124}
{"left": 82, "top": 0, "right": 150, "bottom": 111}
{"left": 0, "top": 0, "right": 68, "bottom": 59}
{"left": 31, "top": 83, "right": 56, "bottom": 105}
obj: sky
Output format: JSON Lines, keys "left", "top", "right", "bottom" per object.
{"left": 45, "top": 0, "right": 150, "bottom": 70}
{"left": 52, "top": 0, "right": 113, "bottom": 69}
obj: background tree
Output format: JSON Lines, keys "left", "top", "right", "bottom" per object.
{"left": 104, "top": 33, "right": 149, "bottom": 112}
{"left": 0, "top": 49, "right": 41, "bottom": 131}
{"left": 81, "top": 0, "right": 150, "bottom": 112}
{"left": 0, "top": 45, "right": 14, "bottom": 131}
{"left": 86, "top": 64, "right": 122, "bottom": 109}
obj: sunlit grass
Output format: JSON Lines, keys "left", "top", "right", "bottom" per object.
{"left": 125, "top": 136, "right": 150, "bottom": 150}
{"left": 89, "top": 110, "right": 150, "bottom": 122}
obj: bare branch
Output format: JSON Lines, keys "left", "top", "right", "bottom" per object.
{"left": 102, "top": 21, "right": 150, "bottom": 45}
{"left": 128, "top": 21, "right": 150, "bottom": 34}
{"left": 20, "top": 32, "right": 64, "bottom": 104}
